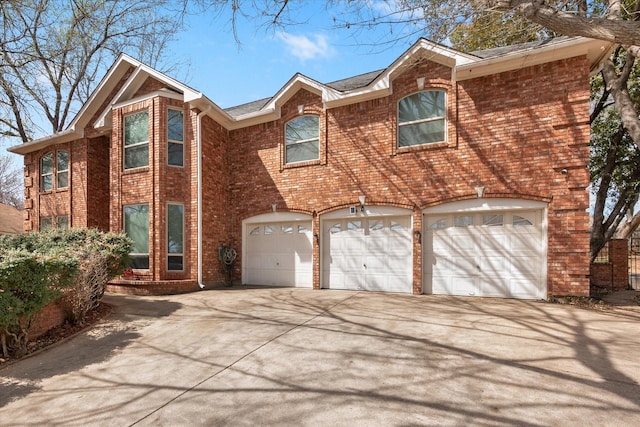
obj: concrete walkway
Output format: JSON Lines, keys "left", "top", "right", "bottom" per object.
{"left": 1, "top": 288, "right": 639, "bottom": 426}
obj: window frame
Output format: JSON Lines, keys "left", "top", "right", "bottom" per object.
{"left": 284, "top": 114, "right": 320, "bottom": 165}
{"left": 40, "top": 216, "right": 53, "bottom": 230}
{"left": 123, "top": 203, "right": 150, "bottom": 270}
{"left": 167, "top": 203, "right": 184, "bottom": 272}
{"left": 56, "top": 150, "right": 69, "bottom": 189}
{"left": 40, "top": 150, "right": 70, "bottom": 192}
{"left": 123, "top": 110, "right": 150, "bottom": 170}
{"left": 40, "top": 152, "right": 53, "bottom": 191}
{"left": 167, "top": 108, "right": 184, "bottom": 167}
{"left": 397, "top": 89, "right": 447, "bottom": 148}
{"left": 56, "top": 215, "right": 69, "bottom": 229}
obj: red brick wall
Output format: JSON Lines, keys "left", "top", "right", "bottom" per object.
{"left": 590, "top": 239, "right": 629, "bottom": 290}
{"left": 199, "top": 114, "right": 229, "bottom": 285}
{"left": 87, "top": 136, "right": 111, "bottom": 230}
{"left": 227, "top": 56, "right": 592, "bottom": 296}
{"left": 28, "top": 299, "right": 67, "bottom": 340}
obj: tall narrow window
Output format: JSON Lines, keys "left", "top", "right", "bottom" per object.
{"left": 40, "top": 152, "right": 53, "bottom": 191}
{"left": 285, "top": 115, "right": 319, "bottom": 164}
{"left": 56, "top": 150, "right": 69, "bottom": 188}
{"left": 398, "top": 90, "right": 446, "bottom": 147}
{"left": 124, "top": 111, "right": 149, "bottom": 169}
{"left": 167, "top": 109, "right": 184, "bottom": 166}
{"left": 167, "top": 203, "right": 184, "bottom": 271}
{"left": 124, "top": 204, "right": 150, "bottom": 269}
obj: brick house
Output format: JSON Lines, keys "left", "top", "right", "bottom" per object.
{"left": 8, "top": 37, "right": 612, "bottom": 298}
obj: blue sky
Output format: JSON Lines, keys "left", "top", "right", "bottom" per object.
{"left": 172, "top": 3, "right": 413, "bottom": 108}
{"left": 3, "top": 2, "right": 419, "bottom": 167}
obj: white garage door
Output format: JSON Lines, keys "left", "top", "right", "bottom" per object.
{"left": 245, "top": 221, "right": 313, "bottom": 287}
{"left": 425, "top": 210, "right": 545, "bottom": 299}
{"left": 322, "top": 215, "right": 413, "bottom": 293}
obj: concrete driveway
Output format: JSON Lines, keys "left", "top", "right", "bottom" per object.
{"left": 1, "top": 288, "right": 639, "bottom": 426}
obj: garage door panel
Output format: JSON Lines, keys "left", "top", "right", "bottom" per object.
{"left": 426, "top": 209, "right": 545, "bottom": 299}
{"left": 451, "top": 276, "right": 478, "bottom": 296}
{"left": 245, "top": 220, "right": 313, "bottom": 288}
{"left": 322, "top": 215, "right": 413, "bottom": 293}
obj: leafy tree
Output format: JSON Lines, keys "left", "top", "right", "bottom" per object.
{"left": 0, "top": 0, "right": 180, "bottom": 144}
{"left": 0, "top": 154, "right": 22, "bottom": 209}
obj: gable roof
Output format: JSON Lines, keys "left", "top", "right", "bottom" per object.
{"left": 9, "top": 36, "right": 613, "bottom": 155}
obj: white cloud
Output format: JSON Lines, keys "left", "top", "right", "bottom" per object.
{"left": 276, "top": 32, "right": 336, "bottom": 62}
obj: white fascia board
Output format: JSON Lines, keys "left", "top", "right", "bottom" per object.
{"left": 8, "top": 128, "right": 84, "bottom": 155}
{"left": 70, "top": 54, "right": 140, "bottom": 130}
{"left": 325, "top": 40, "right": 476, "bottom": 109}
{"left": 455, "top": 37, "right": 612, "bottom": 80}
{"left": 264, "top": 76, "right": 324, "bottom": 111}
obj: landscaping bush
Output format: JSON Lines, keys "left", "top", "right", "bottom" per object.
{"left": 0, "top": 249, "right": 77, "bottom": 358}
{"left": 0, "top": 228, "right": 132, "bottom": 357}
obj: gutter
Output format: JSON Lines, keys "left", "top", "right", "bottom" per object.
{"left": 196, "top": 106, "right": 211, "bottom": 289}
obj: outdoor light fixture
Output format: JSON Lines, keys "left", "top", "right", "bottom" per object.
{"left": 414, "top": 230, "right": 422, "bottom": 241}
{"left": 475, "top": 186, "right": 485, "bottom": 198}
{"left": 298, "top": 104, "right": 304, "bottom": 114}
{"left": 313, "top": 233, "right": 319, "bottom": 244}
{"left": 358, "top": 195, "right": 366, "bottom": 212}
{"left": 271, "top": 203, "right": 277, "bottom": 212}
{"left": 416, "top": 77, "right": 425, "bottom": 90}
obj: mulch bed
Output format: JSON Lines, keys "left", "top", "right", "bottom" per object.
{"left": 0, "top": 302, "right": 113, "bottom": 366}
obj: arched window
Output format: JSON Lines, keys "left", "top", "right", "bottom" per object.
{"left": 398, "top": 90, "right": 446, "bottom": 147}
{"left": 284, "top": 115, "right": 319, "bottom": 164}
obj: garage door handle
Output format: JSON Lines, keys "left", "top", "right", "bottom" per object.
{"left": 363, "top": 264, "right": 367, "bottom": 269}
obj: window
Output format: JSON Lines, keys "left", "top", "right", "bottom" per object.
{"left": 40, "top": 217, "right": 52, "bottom": 230}
{"left": 249, "top": 226, "right": 260, "bottom": 236}
{"left": 124, "top": 204, "right": 149, "bottom": 269}
{"left": 264, "top": 225, "right": 274, "bottom": 235}
{"left": 483, "top": 214, "right": 503, "bottom": 226}
{"left": 398, "top": 90, "right": 446, "bottom": 147}
{"left": 168, "top": 109, "right": 184, "bottom": 166}
{"left": 56, "top": 215, "right": 69, "bottom": 229}
{"left": 40, "top": 153, "right": 53, "bottom": 191}
{"left": 454, "top": 215, "right": 473, "bottom": 227}
{"left": 513, "top": 215, "right": 533, "bottom": 226}
{"left": 56, "top": 150, "right": 69, "bottom": 188}
{"left": 40, "top": 150, "right": 69, "bottom": 191}
{"left": 285, "top": 115, "right": 319, "bottom": 164}
{"left": 124, "top": 111, "right": 149, "bottom": 169}
{"left": 167, "top": 204, "right": 184, "bottom": 271}
{"left": 281, "top": 224, "right": 293, "bottom": 234}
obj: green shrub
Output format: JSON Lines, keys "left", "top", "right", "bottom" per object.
{"left": 0, "top": 228, "right": 132, "bottom": 357}
{"left": 0, "top": 249, "right": 77, "bottom": 357}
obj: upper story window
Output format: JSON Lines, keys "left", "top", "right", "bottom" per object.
{"left": 285, "top": 115, "right": 319, "bottom": 164}
{"left": 40, "top": 149, "right": 69, "bottom": 191}
{"left": 167, "top": 108, "right": 184, "bottom": 167}
{"left": 398, "top": 90, "right": 446, "bottom": 147}
{"left": 124, "top": 110, "right": 149, "bottom": 170}
{"left": 57, "top": 150, "right": 69, "bottom": 188}
{"left": 41, "top": 152, "right": 53, "bottom": 191}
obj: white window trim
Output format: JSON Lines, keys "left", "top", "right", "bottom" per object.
{"left": 167, "top": 202, "right": 185, "bottom": 271}
{"left": 397, "top": 89, "right": 447, "bottom": 147}
{"left": 123, "top": 110, "right": 150, "bottom": 170}
{"left": 284, "top": 114, "right": 320, "bottom": 164}
{"left": 56, "top": 150, "right": 69, "bottom": 189}
{"left": 40, "top": 152, "right": 53, "bottom": 191}
{"left": 167, "top": 108, "right": 184, "bottom": 167}
{"left": 123, "top": 203, "right": 150, "bottom": 271}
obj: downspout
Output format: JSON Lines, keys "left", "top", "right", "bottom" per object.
{"left": 196, "top": 106, "right": 211, "bottom": 289}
